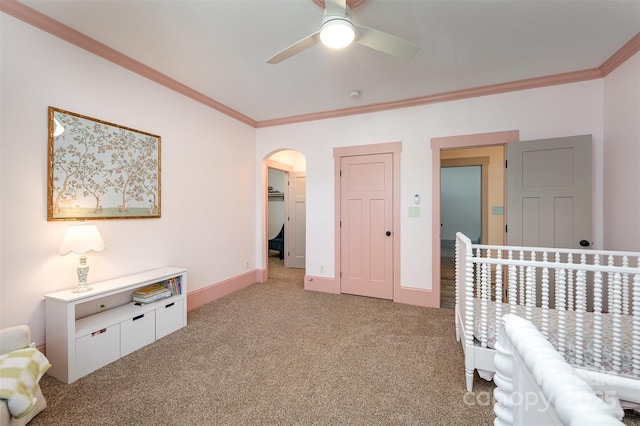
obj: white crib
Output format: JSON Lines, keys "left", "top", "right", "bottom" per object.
{"left": 494, "top": 314, "right": 624, "bottom": 425}
{"left": 455, "top": 232, "right": 640, "bottom": 405}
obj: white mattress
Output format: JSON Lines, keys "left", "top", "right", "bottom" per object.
{"left": 472, "top": 299, "right": 638, "bottom": 378}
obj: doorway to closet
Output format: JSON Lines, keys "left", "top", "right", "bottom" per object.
{"left": 265, "top": 150, "right": 307, "bottom": 276}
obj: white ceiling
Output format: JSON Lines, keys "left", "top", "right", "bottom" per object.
{"left": 18, "top": 0, "right": 640, "bottom": 123}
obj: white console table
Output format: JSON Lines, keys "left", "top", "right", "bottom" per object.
{"left": 44, "top": 267, "right": 187, "bottom": 383}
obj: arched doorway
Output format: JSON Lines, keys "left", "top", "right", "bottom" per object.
{"left": 264, "top": 150, "right": 307, "bottom": 279}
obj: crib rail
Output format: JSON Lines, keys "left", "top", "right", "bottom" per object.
{"left": 494, "top": 314, "right": 624, "bottom": 425}
{"left": 455, "top": 232, "right": 640, "bottom": 379}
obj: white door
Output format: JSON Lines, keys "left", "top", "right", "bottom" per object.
{"left": 340, "top": 153, "right": 394, "bottom": 299}
{"left": 507, "top": 135, "right": 592, "bottom": 249}
{"left": 288, "top": 172, "right": 306, "bottom": 268}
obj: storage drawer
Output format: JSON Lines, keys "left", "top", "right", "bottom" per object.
{"left": 121, "top": 310, "right": 156, "bottom": 356}
{"left": 76, "top": 324, "right": 120, "bottom": 378}
{"left": 156, "top": 298, "right": 185, "bottom": 339}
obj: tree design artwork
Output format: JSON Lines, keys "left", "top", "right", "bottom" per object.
{"left": 49, "top": 108, "right": 160, "bottom": 220}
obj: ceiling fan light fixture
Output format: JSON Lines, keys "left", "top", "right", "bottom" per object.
{"left": 320, "top": 18, "right": 355, "bottom": 49}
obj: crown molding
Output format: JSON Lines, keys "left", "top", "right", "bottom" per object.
{"left": 255, "top": 68, "right": 603, "bottom": 128}
{"left": 257, "top": 30, "right": 639, "bottom": 128}
{"left": 2, "top": 1, "right": 637, "bottom": 129}
{"left": 600, "top": 32, "right": 640, "bottom": 77}
{"left": 0, "top": 0, "right": 257, "bottom": 128}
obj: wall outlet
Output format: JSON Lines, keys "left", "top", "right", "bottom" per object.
{"left": 319, "top": 264, "right": 325, "bottom": 273}
{"left": 97, "top": 303, "right": 107, "bottom": 313}
{"left": 244, "top": 259, "right": 249, "bottom": 270}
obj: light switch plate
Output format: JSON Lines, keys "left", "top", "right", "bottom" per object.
{"left": 408, "top": 206, "right": 420, "bottom": 217}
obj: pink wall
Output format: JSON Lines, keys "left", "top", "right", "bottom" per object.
{"left": 0, "top": 15, "right": 258, "bottom": 343}
{"left": 256, "top": 82, "right": 606, "bottom": 295}
{"left": 603, "top": 52, "right": 640, "bottom": 251}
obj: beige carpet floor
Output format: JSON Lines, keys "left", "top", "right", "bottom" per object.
{"left": 30, "top": 257, "right": 639, "bottom": 425}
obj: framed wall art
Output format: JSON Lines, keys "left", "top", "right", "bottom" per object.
{"left": 48, "top": 107, "right": 161, "bottom": 221}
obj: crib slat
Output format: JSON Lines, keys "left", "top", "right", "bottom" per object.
{"left": 480, "top": 262, "right": 489, "bottom": 348}
{"left": 556, "top": 268, "right": 567, "bottom": 356}
{"left": 554, "top": 252, "right": 561, "bottom": 309}
{"left": 593, "top": 270, "right": 603, "bottom": 369}
{"left": 475, "top": 248, "right": 481, "bottom": 299}
{"left": 518, "top": 250, "right": 525, "bottom": 306}
{"left": 567, "top": 253, "right": 575, "bottom": 311}
{"left": 612, "top": 273, "right": 623, "bottom": 373}
{"left": 541, "top": 251, "right": 549, "bottom": 339}
{"left": 575, "top": 269, "right": 586, "bottom": 367}
{"left": 608, "top": 255, "right": 615, "bottom": 314}
{"left": 525, "top": 265, "right": 535, "bottom": 321}
{"left": 622, "top": 256, "right": 630, "bottom": 316}
{"left": 487, "top": 249, "right": 494, "bottom": 302}
{"left": 495, "top": 250, "right": 503, "bottom": 341}
{"left": 633, "top": 273, "right": 640, "bottom": 376}
{"left": 461, "top": 241, "right": 476, "bottom": 392}
{"left": 523, "top": 251, "right": 535, "bottom": 322}
{"left": 508, "top": 251, "right": 517, "bottom": 314}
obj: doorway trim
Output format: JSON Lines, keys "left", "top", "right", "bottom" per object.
{"left": 431, "top": 130, "right": 519, "bottom": 307}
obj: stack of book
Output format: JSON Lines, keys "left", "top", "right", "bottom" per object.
{"left": 132, "top": 283, "right": 171, "bottom": 304}
{"left": 164, "top": 277, "right": 181, "bottom": 296}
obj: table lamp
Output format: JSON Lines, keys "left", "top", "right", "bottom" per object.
{"left": 58, "top": 223, "right": 106, "bottom": 292}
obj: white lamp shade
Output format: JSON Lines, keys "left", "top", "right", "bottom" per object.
{"left": 58, "top": 224, "right": 106, "bottom": 255}
{"left": 320, "top": 18, "right": 355, "bottom": 49}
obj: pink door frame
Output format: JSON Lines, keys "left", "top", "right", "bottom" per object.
{"left": 430, "top": 130, "right": 519, "bottom": 307}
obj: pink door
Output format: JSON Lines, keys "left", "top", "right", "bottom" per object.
{"left": 340, "top": 153, "right": 393, "bottom": 299}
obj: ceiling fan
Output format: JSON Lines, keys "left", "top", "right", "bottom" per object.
{"left": 266, "top": 0, "right": 419, "bottom": 64}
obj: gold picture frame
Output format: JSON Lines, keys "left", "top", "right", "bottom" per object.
{"left": 48, "top": 107, "right": 161, "bottom": 221}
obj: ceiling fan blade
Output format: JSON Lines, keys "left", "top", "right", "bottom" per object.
{"left": 324, "top": 0, "right": 347, "bottom": 17}
{"left": 266, "top": 32, "right": 321, "bottom": 64}
{"left": 354, "top": 25, "right": 419, "bottom": 59}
